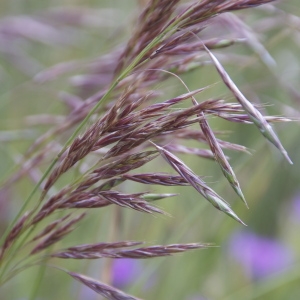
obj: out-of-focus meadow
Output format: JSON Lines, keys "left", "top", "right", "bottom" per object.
{"left": 0, "top": 1, "right": 300, "bottom": 299}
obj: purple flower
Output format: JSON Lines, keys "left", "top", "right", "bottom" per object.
{"left": 112, "top": 258, "right": 142, "bottom": 288}
{"left": 228, "top": 230, "right": 293, "bottom": 279}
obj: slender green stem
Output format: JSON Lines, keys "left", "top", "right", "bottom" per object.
{"left": 0, "top": 223, "right": 37, "bottom": 282}
{"left": 0, "top": 158, "right": 58, "bottom": 249}
{"left": 0, "top": 263, "right": 38, "bottom": 287}
{"left": 28, "top": 256, "right": 48, "bottom": 300}
{"left": 0, "top": 7, "right": 203, "bottom": 298}
{"left": 1, "top": 0, "right": 190, "bottom": 246}
{"left": 0, "top": 6, "right": 178, "bottom": 246}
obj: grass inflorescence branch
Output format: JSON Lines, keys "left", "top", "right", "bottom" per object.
{"left": 1, "top": 1, "right": 295, "bottom": 299}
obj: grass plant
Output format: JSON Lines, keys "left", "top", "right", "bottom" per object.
{"left": 0, "top": 1, "right": 299, "bottom": 299}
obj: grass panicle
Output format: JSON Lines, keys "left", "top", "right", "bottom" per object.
{"left": 1, "top": 1, "right": 296, "bottom": 299}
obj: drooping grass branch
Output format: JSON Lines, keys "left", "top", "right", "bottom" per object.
{"left": 0, "top": 1, "right": 295, "bottom": 299}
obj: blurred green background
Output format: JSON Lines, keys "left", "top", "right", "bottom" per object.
{"left": 0, "top": 1, "right": 300, "bottom": 299}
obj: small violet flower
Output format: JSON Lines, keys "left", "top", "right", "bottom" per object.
{"left": 112, "top": 258, "right": 142, "bottom": 288}
{"left": 228, "top": 230, "right": 293, "bottom": 279}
